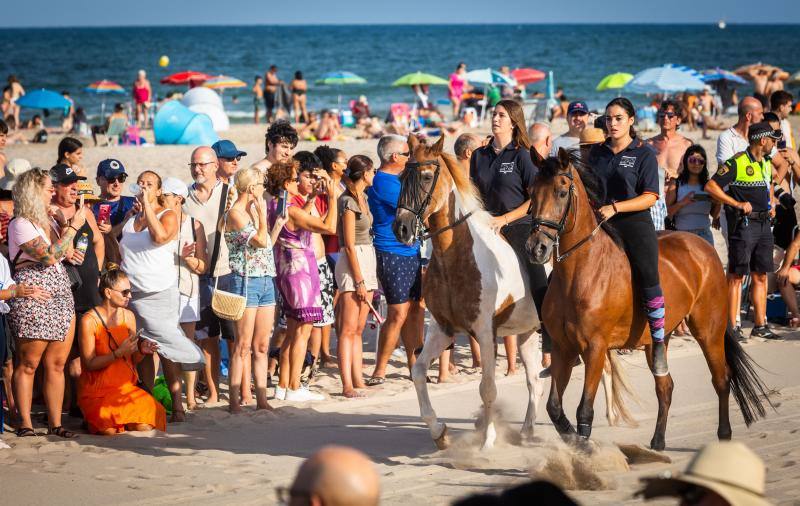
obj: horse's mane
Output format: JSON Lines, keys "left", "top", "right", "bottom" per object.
{"left": 535, "top": 150, "right": 623, "bottom": 248}
{"left": 439, "top": 152, "right": 485, "bottom": 214}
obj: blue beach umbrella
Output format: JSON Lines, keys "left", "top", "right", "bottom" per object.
{"left": 700, "top": 68, "right": 747, "bottom": 86}
{"left": 315, "top": 71, "right": 367, "bottom": 112}
{"left": 625, "top": 64, "right": 706, "bottom": 94}
{"left": 15, "top": 89, "right": 72, "bottom": 110}
{"left": 464, "top": 68, "right": 517, "bottom": 123}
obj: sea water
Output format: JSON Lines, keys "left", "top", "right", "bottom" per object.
{"left": 1, "top": 24, "right": 797, "bottom": 122}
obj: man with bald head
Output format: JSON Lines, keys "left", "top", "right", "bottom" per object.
{"left": 717, "top": 96, "right": 764, "bottom": 167}
{"left": 184, "top": 146, "right": 235, "bottom": 404}
{"left": 454, "top": 133, "right": 482, "bottom": 166}
{"left": 528, "top": 122, "right": 553, "bottom": 159}
{"left": 284, "top": 445, "right": 380, "bottom": 506}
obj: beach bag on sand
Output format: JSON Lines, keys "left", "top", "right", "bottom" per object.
{"left": 211, "top": 212, "right": 248, "bottom": 321}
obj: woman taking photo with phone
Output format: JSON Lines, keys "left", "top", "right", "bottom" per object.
{"left": 335, "top": 155, "right": 377, "bottom": 398}
{"left": 224, "top": 168, "right": 286, "bottom": 412}
{"left": 120, "top": 171, "right": 204, "bottom": 421}
{"left": 588, "top": 97, "right": 668, "bottom": 376}
{"left": 266, "top": 160, "right": 339, "bottom": 402}
{"left": 666, "top": 145, "right": 718, "bottom": 245}
{"left": 77, "top": 269, "right": 166, "bottom": 434}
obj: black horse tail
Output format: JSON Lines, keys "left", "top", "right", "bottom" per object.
{"left": 724, "top": 324, "right": 773, "bottom": 426}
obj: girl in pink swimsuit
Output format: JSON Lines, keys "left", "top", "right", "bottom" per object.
{"left": 132, "top": 70, "right": 151, "bottom": 127}
{"left": 448, "top": 62, "right": 467, "bottom": 118}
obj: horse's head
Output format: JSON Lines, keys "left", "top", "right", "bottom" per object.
{"left": 526, "top": 147, "right": 577, "bottom": 264}
{"left": 394, "top": 135, "right": 449, "bottom": 245}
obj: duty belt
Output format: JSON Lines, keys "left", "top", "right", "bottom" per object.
{"left": 746, "top": 211, "right": 770, "bottom": 221}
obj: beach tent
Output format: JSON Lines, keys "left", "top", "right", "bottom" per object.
{"left": 154, "top": 100, "right": 218, "bottom": 146}
{"left": 181, "top": 87, "right": 229, "bottom": 132}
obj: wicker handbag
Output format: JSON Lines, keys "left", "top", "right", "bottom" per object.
{"left": 211, "top": 216, "right": 248, "bottom": 321}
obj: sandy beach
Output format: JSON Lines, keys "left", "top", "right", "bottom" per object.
{"left": 2, "top": 118, "right": 800, "bottom": 505}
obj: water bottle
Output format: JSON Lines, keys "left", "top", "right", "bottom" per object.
{"left": 74, "top": 232, "right": 89, "bottom": 265}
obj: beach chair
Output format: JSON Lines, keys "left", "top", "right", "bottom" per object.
{"left": 101, "top": 117, "right": 128, "bottom": 146}
{"left": 123, "top": 125, "right": 142, "bottom": 146}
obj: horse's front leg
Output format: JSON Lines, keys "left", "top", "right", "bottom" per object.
{"left": 476, "top": 325, "right": 498, "bottom": 450}
{"left": 412, "top": 321, "right": 454, "bottom": 449}
{"left": 518, "top": 330, "right": 544, "bottom": 440}
{"left": 547, "top": 343, "right": 578, "bottom": 440}
{"left": 576, "top": 343, "right": 607, "bottom": 444}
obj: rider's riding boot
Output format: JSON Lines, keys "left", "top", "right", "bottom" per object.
{"left": 643, "top": 286, "right": 668, "bottom": 376}
{"left": 651, "top": 339, "right": 669, "bottom": 376}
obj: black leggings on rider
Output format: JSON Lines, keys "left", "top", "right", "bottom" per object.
{"left": 502, "top": 223, "right": 551, "bottom": 350}
{"left": 610, "top": 211, "right": 665, "bottom": 342}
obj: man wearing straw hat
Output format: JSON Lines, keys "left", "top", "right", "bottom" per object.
{"left": 637, "top": 440, "right": 771, "bottom": 505}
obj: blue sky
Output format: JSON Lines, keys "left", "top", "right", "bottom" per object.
{"left": 2, "top": 0, "right": 799, "bottom": 26}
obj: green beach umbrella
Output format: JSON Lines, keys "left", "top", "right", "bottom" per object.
{"left": 315, "top": 71, "right": 367, "bottom": 112}
{"left": 596, "top": 72, "right": 634, "bottom": 91}
{"left": 391, "top": 72, "right": 449, "bottom": 87}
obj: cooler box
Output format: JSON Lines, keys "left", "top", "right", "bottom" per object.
{"left": 766, "top": 293, "right": 787, "bottom": 319}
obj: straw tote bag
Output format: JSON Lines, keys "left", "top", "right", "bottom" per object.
{"left": 211, "top": 214, "right": 249, "bottom": 321}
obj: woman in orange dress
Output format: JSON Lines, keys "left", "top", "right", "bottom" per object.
{"left": 78, "top": 269, "right": 166, "bottom": 435}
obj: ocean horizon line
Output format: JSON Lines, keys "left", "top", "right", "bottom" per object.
{"left": 2, "top": 21, "right": 800, "bottom": 30}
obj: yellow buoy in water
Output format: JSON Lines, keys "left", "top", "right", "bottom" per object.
{"left": 159, "top": 55, "right": 170, "bottom": 67}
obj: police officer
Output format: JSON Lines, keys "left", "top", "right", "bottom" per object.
{"left": 705, "top": 121, "right": 782, "bottom": 341}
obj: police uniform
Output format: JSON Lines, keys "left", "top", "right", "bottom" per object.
{"left": 711, "top": 150, "right": 773, "bottom": 275}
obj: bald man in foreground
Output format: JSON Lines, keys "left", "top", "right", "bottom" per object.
{"left": 285, "top": 446, "right": 380, "bottom": 506}
{"left": 528, "top": 122, "right": 553, "bottom": 159}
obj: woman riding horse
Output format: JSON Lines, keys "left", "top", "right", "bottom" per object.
{"left": 588, "top": 97, "right": 668, "bottom": 376}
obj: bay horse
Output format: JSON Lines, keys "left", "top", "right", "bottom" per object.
{"left": 393, "top": 135, "right": 545, "bottom": 450}
{"left": 525, "top": 148, "right": 772, "bottom": 450}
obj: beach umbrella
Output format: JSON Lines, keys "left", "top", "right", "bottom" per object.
{"left": 85, "top": 80, "right": 126, "bottom": 118}
{"left": 787, "top": 71, "right": 800, "bottom": 86}
{"left": 700, "top": 68, "right": 747, "bottom": 85}
{"left": 596, "top": 72, "right": 633, "bottom": 91}
{"left": 625, "top": 64, "right": 706, "bottom": 94}
{"left": 15, "top": 89, "right": 71, "bottom": 110}
{"left": 511, "top": 68, "right": 545, "bottom": 85}
{"left": 202, "top": 75, "right": 247, "bottom": 90}
{"left": 464, "top": 68, "right": 517, "bottom": 123}
{"left": 315, "top": 71, "right": 367, "bottom": 112}
{"left": 160, "top": 71, "right": 212, "bottom": 86}
{"left": 392, "top": 72, "right": 448, "bottom": 87}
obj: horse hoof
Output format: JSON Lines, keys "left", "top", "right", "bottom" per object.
{"left": 434, "top": 426, "right": 450, "bottom": 450}
{"left": 650, "top": 437, "right": 665, "bottom": 452}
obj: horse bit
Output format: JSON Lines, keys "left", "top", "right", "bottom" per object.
{"left": 398, "top": 159, "right": 472, "bottom": 241}
{"left": 529, "top": 170, "right": 607, "bottom": 262}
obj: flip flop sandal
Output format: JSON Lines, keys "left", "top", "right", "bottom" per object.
{"left": 15, "top": 427, "right": 40, "bottom": 437}
{"left": 47, "top": 426, "right": 78, "bottom": 439}
{"left": 365, "top": 377, "right": 385, "bottom": 387}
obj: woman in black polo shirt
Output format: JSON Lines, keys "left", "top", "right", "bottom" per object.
{"left": 470, "top": 99, "right": 548, "bottom": 374}
{"left": 588, "top": 97, "right": 667, "bottom": 375}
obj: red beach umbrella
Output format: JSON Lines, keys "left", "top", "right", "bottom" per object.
{"left": 511, "top": 68, "right": 546, "bottom": 85}
{"left": 160, "top": 71, "right": 212, "bottom": 86}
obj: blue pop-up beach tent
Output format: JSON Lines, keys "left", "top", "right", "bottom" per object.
{"left": 153, "top": 100, "right": 218, "bottom": 146}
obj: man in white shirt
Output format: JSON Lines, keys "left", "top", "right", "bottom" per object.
{"left": 549, "top": 101, "right": 589, "bottom": 156}
{"left": 716, "top": 96, "right": 763, "bottom": 166}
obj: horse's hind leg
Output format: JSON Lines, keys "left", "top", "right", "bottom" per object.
{"left": 687, "top": 310, "right": 732, "bottom": 441}
{"left": 412, "top": 321, "right": 454, "bottom": 449}
{"left": 644, "top": 341, "right": 674, "bottom": 451}
{"left": 546, "top": 344, "right": 578, "bottom": 440}
{"left": 518, "top": 330, "right": 544, "bottom": 440}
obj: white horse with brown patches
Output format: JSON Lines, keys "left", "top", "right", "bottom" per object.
{"left": 393, "top": 135, "right": 545, "bottom": 450}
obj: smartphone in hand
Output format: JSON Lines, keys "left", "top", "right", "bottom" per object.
{"left": 276, "top": 190, "right": 288, "bottom": 218}
{"left": 98, "top": 203, "right": 111, "bottom": 224}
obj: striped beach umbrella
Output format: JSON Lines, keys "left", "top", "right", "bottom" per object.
{"left": 202, "top": 75, "right": 247, "bottom": 90}
{"left": 701, "top": 68, "right": 747, "bottom": 86}
{"left": 625, "top": 64, "right": 705, "bottom": 94}
{"left": 85, "top": 80, "right": 126, "bottom": 94}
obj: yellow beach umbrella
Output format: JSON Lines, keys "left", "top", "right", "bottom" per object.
{"left": 596, "top": 72, "right": 634, "bottom": 91}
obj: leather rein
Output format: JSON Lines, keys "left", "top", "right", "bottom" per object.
{"left": 529, "top": 169, "right": 607, "bottom": 262}
{"left": 398, "top": 159, "right": 473, "bottom": 242}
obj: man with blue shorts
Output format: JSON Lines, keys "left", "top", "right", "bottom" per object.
{"left": 366, "top": 135, "right": 424, "bottom": 385}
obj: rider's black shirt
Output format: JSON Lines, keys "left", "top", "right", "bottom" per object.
{"left": 469, "top": 140, "right": 538, "bottom": 225}
{"left": 588, "top": 137, "right": 659, "bottom": 206}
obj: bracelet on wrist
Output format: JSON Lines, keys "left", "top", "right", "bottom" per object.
{"left": 611, "top": 202, "right": 618, "bottom": 213}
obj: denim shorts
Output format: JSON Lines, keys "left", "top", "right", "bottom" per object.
{"left": 229, "top": 274, "right": 277, "bottom": 308}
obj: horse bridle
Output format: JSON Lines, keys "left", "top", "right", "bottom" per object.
{"left": 529, "top": 169, "right": 607, "bottom": 262}
{"left": 399, "top": 158, "right": 472, "bottom": 241}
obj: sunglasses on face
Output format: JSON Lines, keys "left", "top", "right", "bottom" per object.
{"left": 111, "top": 287, "right": 132, "bottom": 298}
{"left": 221, "top": 155, "right": 243, "bottom": 162}
{"left": 687, "top": 156, "right": 705, "bottom": 164}
{"left": 658, "top": 112, "right": 678, "bottom": 119}
{"left": 106, "top": 174, "right": 128, "bottom": 184}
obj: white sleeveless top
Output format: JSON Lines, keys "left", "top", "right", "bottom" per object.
{"left": 120, "top": 209, "right": 178, "bottom": 293}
